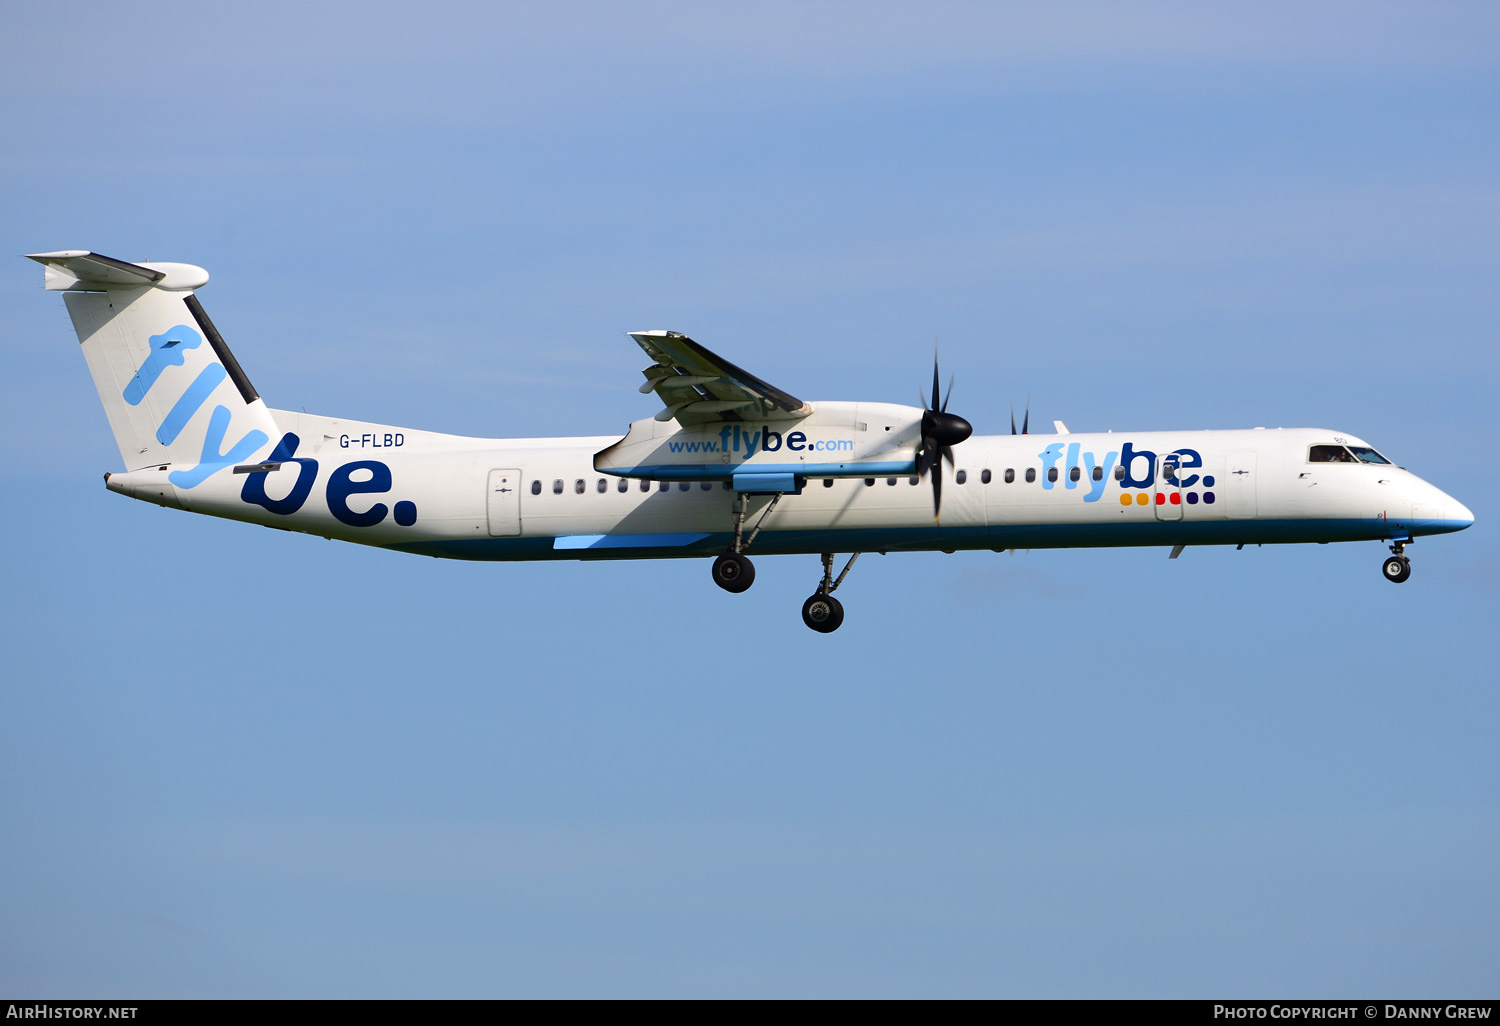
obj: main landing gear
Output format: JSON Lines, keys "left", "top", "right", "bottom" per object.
{"left": 801, "top": 551, "right": 861, "bottom": 633}
{"left": 710, "top": 492, "right": 783, "bottom": 595}
{"left": 1382, "top": 540, "right": 1412, "bottom": 584}
{"left": 709, "top": 494, "right": 861, "bottom": 632}
{"left": 711, "top": 552, "right": 755, "bottom": 593}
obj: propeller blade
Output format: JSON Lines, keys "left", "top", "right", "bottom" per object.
{"left": 1022, "top": 395, "right": 1030, "bottom": 435}
{"left": 1010, "top": 401, "right": 1017, "bottom": 436}
{"left": 914, "top": 351, "right": 969, "bottom": 519}
{"left": 916, "top": 439, "right": 939, "bottom": 478}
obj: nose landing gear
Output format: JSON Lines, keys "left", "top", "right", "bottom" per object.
{"left": 1382, "top": 540, "right": 1412, "bottom": 584}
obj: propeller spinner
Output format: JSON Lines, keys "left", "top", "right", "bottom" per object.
{"left": 915, "top": 356, "right": 972, "bottom": 519}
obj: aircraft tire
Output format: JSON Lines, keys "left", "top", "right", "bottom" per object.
{"left": 712, "top": 553, "right": 756, "bottom": 593}
{"left": 1382, "top": 555, "right": 1411, "bottom": 584}
{"left": 801, "top": 593, "right": 845, "bottom": 633}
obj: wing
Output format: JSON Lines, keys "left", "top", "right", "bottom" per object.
{"left": 630, "top": 330, "right": 810, "bottom": 425}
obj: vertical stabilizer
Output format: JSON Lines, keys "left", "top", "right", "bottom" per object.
{"left": 30, "top": 251, "right": 279, "bottom": 489}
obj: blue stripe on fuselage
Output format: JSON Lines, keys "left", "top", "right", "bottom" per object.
{"left": 605, "top": 461, "right": 916, "bottom": 480}
{"left": 387, "top": 517, "right": 1473, "bottom": 562}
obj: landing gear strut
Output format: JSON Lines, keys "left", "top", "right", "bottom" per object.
{"left": 802, "top": 551, "right": 861, "bottom": 633}
{"left": 710, "top": 492, "right": 783, "bottom": 594}
{"left": 1382, "top": 540, "right": 1412, "bottom": 584}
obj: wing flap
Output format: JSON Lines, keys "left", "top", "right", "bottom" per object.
{"left": 629, "top": 330, "right": 809, "bottom": 425}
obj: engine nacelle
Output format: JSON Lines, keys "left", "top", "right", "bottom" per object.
{"left": 594, "top": 401, "right": 923, "bottom": 492}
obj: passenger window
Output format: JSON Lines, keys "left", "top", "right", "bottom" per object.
{"left": 553, "top": 479, "right": 563, "bottom": 495}
{"left": 1310, "top": 444, "right": 1356, "bottom": 463}
{"left": 640, "top": 479, "right": 650, "bottom": 492}
{"left": 1025, "top": 468, "right": 1036, "bottom": 483}
{"left": 981, "top": 469, "right": 992, "bottom": 484}
{"left": 678, "top": 482, "right": 690, "bottom": 491}
{"left": 1092, "top": 466, "right": 1103, "bottom": 481}
{"left": 887, "top": 477, "right": 897, "bottom": 486}
{"left": 575, "top": 479, "right": 585, "bottom": 494}
{"left": 864, "top": 478, "right": 875, "bottom": 487}
{"left": 956, "top": 470, "right": 967, "bottom": 484}
{"left": 659, "top": 481, "right": 670, "bottom": 492}
{"left": 1003, "top": 469, "right": 1014, "bottom": 484}
{"left": 1047, "top": 468, "right": 1058, "bottom": 483}
{"left": 531, "top": 480, "right": 541, "bottom": 495}
{"left": 824, "top": 478, "right": 835, "bottom": 488}
{"left": 701, "top": 482, "right": 713, "bottom": 491}
{"left": 1069, "top": 467, "right": 1081, "bottom": 482}
{"left": 618, "top": 479, "right": 629, "bottom": 493}
{"left": 597, "top": 478, "right": 608, "bottom": 493}
{"left": 1114, "top": 465, "right": 1125, "bottom": 481}
{"left": 909, "top": 476, "right": 919, "bottom": 485}
{"left": 723, "top": 481, "right": 733, "bottom": 490}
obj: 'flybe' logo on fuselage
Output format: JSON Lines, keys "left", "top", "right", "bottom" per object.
{"left": 667, "top": 426, "right": 857, "bottom": 458}
{"left": 124, "top": 325, "right": 418, "bottom": 528}
{"left": 1038, "top": 442, "right": 1216, "bottom": 506}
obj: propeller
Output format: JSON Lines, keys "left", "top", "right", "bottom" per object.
{"left": 1010, "top": 395, "right": 1029, "bottom": 435}
{"left": 915, "top": 353, "right": 972, "bottom": 519}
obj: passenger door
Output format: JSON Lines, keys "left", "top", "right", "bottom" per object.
{"left": 486, "top": 468, "right": 522, "bottom": 536}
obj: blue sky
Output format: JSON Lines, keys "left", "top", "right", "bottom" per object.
{"left": 2, "top": 1, "right": 1497, "bottom": 997}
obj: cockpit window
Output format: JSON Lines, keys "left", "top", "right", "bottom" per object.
{"left": 1347, "top": 446, "right": 1391, "bottom": 465}
{"left": 1309, "top": 444, "right": 1357, "bottom": 463}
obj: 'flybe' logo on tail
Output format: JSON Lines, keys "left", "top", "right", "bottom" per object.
{"left": 124, "top": 324, "right": 268, "bottom": 489}
{"left": 241, "top": 433, "right": 419, "bottom": 529}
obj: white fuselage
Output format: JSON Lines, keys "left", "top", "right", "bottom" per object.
{"left": 103, "top": 407, "right": 1474, "bottom": 561}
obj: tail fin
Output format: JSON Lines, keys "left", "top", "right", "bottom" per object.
{"left": 29, "top": 251, "right": 278, "bottom": 489}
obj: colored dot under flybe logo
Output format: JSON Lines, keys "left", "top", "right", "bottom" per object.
{"left": 1118, "top": 480, "right": 1216, "bottom": 507}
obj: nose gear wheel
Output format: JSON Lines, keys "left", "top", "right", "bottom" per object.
{"left": 1382, "top": 540, "right": 1412, "bottom": 584}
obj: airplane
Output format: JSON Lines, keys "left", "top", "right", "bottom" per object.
{"left": 29, "top": 249, "right": 1475, "bottom": 632}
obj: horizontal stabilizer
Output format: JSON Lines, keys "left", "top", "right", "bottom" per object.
{"left": 26, "top": 251, "right": 208, "bottom": 292}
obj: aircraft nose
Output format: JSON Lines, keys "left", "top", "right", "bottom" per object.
{"left": 1447, "top": 498, "right": 1475, "bottom": 529}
